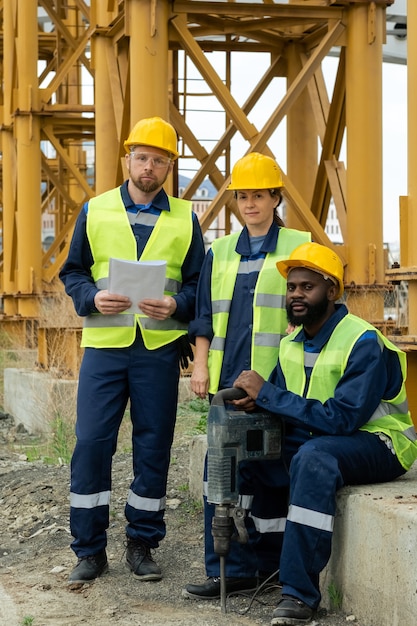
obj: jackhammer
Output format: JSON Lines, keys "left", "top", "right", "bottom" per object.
{"left": 207, "top": 387, "right": 282, "bottom": 613}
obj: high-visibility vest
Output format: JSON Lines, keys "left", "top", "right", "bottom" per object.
{"left": 279, "top": 313, "right": 417, "bottom": 470}
{"left": 208, "top": 227, "right": 311, "bottom": 394}
{"left": 82, "top": 187, "right": 193, "bottom": 349}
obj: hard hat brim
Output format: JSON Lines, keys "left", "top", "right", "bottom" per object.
{"left": 123, "top": 139, "right": 179, "bottom": 159}
{"left": 276, "top": 259, "right": 344, "bottom": 297}
{"left": 226, "top": 183, "right": 279, "bottom": 190}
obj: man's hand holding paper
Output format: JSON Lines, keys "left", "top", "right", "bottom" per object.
{"left": 138, "top": 295, "right": 177, "bottom": 320}
{"left": 94, "top": 290, "right": 132, "bottom": 315}
{"left": 108, "top": 258, "right": 167, "bottom": 315}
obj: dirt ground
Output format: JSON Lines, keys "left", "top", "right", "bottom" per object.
{"left": 0, "top": 410, "right": 361, "bottom": 626}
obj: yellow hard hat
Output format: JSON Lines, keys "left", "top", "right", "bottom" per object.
{"left": 276, "top": 242, "right": 344, "bottom": 298}
{"left": 124, "top": 116, "right": 179, "bottom": 159}
{"left": 227, "top": 152, "right": 283, "bottom": 190}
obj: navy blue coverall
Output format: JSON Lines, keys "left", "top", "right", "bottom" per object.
{"left": 189, "top": 222, "right": 289, "bottom": 579}
{"left": 59, "top": 182, "right": 205, "bottom": 556}
{"left": 241, "top": 303, "right": 407, "bottom": 609}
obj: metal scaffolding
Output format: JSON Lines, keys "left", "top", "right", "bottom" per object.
{"left": 0, "top": 0, "right": 416, "bottom": 417}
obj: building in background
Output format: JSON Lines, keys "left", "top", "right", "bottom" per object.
{"left": 179, "top": 175, "right": 240, "bottom": 249}
{"left": 324, "top": 200, "right": 343, "bottom": 245}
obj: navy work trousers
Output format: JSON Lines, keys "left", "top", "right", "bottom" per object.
{"left": 203, "top": 427, "right": 405, "bottom": 608}
{"left": 70, "top": 331, "right": 180, "bottom": 557}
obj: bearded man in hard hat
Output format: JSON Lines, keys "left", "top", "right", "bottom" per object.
{"left": 230, "top": 242, "right": 417, "bottom": 625}
{"left": 60, "top": 117, "right": 205, "bottom": 584}
{"left": 183, "top": 153, "right": 311, "bottom": 601}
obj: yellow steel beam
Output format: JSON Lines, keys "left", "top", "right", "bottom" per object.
{"left": 41, "top": 156, "right": 80, "bottom": 212}
{"left": 1, "top": 0, "right": 18, "bottom": 311}
{"left": 171, "top": 2, "right": 344, "bottom": 20}
{"left": 345, "top": 1, "right": 385, "bottom": 319}
{"left": 127, "top": 0, "right": 170, "bottom": 119}
{"left": 0, "top": 0, "right": 401, "bottom": 373}
{"left": 39, "top": 0, "right": 92, "bottom": 74}
{"left": 281, "top": 172, "right": 340, "bottom": 253}
{"left": 40, "top": 25, "right": 95, "bottom": 104}
{"left": 286, "top": 41, "right": 319, "bottom": 229}
{"left": 125, "top": 0, "right": 172, "bottom": 194}
{"left": 93, "top": 1, "right": 124, "bottom": 193}
{"left": 170, "top": 14, "right": 258, "bottom": 142}
{"left": 169, "top": 105, "right": 226, "bottom": 194}
{"left": 243, "top": 21, "right": 346, "bottom": 153}
{"left": 404, "top": 0, "right": 417, "bottom": 303}
{"left": 175, "top": 55, "right": 286, "bottom": 202}
{"left": 310, "top": 48, "right": 346, "bottom": 227}
{"left": 15, "top": 0, "right": 42, "bottom": 316}
{"left": 186, "top": 18, "right": 345, "bottom": 241}
{"left": 394, "top": 0, "right": 417, "bottom": 426}
{"left": 41, "top": 124, "right": 94, "bottom": 198}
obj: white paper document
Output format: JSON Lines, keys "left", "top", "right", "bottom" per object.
{"left": 108, "top": 258, "right": 167, "bottom": 314}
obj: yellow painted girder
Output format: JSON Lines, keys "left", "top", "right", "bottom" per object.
{"left": 0, "top": 0, "right": 403, "bottom": 368}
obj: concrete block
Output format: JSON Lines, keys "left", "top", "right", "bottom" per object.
{"left": 188, "top": 435, "right": 207, "bottom": 504}
{"left": 3, "top": 370, "right": 194, "bottom": 435}
{"left": 321, "top": 464, "right": 417, "bottom": 626}
{"left": 4, "top": 368, "right": 78, "bottom": 434}
{"left": 178, "top": 375, "right": 194, "bottom": 403}
{"left": 2, "top": 349, "right": 37, "bottom": 368}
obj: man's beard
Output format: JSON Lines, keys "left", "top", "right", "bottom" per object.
{"left": 133, "top": 177, "right": 162, "bottom": 193}
{"left": 286, "top": 295, "right": 329, "bottom": 328}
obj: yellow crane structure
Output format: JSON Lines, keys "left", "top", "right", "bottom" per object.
{"left": 0, "top": 1, "right": 416, "bottom": 422}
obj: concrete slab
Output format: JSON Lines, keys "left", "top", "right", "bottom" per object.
{"left": 321, "top": 464, "right": 417, "bottom": 626}
{"left": 3, "top": 368, "right": 77, "bottom": 434}
{"left": 3, "top": 370, "right": 193, "bottom": 435}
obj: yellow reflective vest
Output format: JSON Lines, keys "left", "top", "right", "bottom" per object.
{"left": 208, "top": 227, "right": 311, "bottom": 395}
{"left": 82, "top": 187, "right": 193, "bottom": 349}
{"left": 279, "top": 313, "right": 417, "bottom": 470}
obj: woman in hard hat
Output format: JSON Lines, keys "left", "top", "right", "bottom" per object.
{"left": 60, "top": 117, "right": 205, "bottom": 585}
{"left": 183, "top": 152, "right": 311, "bottom": 600}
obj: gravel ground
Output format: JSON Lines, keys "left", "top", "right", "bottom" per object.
{"left": 0, "top": 411, "right": 362, "bottom": 626}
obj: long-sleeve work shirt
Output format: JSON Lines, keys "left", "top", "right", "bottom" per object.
{"left": 257, "top": 304, "right": 403, "bottom": 436}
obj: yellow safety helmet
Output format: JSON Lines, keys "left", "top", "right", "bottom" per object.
{"left": 227, "top": 152, "right": 283, "bottom": 190}
{"left": 124, "top": 116, "right": 179, "bottom": 159}
{"left": 276, "top": 242, "right": 344, "bottom": 298}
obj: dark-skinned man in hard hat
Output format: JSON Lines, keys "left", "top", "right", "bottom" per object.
{"left": 60, "top": 117, "right": 205, "bottom": 584}
{"left": 229, "top": 242, "right": 417, "bottom": 625}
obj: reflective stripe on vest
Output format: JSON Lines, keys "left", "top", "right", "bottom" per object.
{"left": 279, "top": 314, "right": 417, "bottom": 470}
{"left": 82, "top": 188, "right": 193, "bottom": 349}
{"left": 208, "top": 227, "right": 311, "bottom": 394}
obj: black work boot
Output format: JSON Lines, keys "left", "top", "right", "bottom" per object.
{"left": 68, "top": 550, "right": 108, "bottom": 583}
{"left": 182, "top": 576, "right": 258, "bottom": 600}
{"left": 125, "top": 536, "right": 162, "bottom": 581}
{"left": 271, "top": 595, "right": 314, "bottom": 625}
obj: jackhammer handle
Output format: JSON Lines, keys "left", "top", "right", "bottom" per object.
{"left": 211, "top": 387, "right": 247, "bottom": 406}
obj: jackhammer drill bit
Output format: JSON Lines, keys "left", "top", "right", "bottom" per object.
{"left": 212, "top": 504, "right": 234, "bottom": 613}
